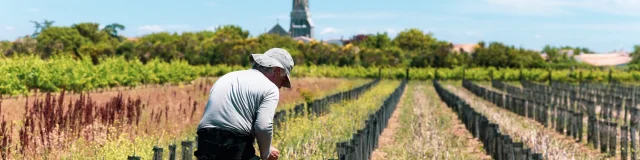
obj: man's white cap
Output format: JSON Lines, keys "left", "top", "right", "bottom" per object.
{"left": 250, "top": 48, "right": 294, "bottom": 88}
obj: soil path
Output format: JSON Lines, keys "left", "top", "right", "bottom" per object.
{"left": 371, "top": 83, "right": 490, "bottom": 159}
{"left": 369, "top": 85, "right": 406, "bottom": 159}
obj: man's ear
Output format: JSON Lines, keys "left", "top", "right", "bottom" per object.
{"left": 274, "top": 67, "right": 283, "bottom": 75}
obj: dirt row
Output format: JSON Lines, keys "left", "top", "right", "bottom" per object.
{"left": 371, "top": 82, "right": 490, "bottom": 159}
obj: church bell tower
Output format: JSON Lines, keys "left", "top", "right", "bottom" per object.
{"left": 290, "top": 0, "right": 314, "bottom": 38}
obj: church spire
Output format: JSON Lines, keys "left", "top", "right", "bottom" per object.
{"left": 292, "top": 0, "right": 309, "bottom": 10}
{"left": 290, "top": 0, "right": 314, "bottom": 38}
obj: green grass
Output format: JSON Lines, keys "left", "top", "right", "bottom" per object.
{"left": 276, "top": 78, "right": 370, "bottom": 112}
{"left": 272, "top": 80, "right": 400, "bottom": 159}
{"left": 61, "top": 126, "right": 197, "bottom": 160}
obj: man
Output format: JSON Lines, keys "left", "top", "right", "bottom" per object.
{"left": 194, "top": 48, "right": 294, "bottom": 160}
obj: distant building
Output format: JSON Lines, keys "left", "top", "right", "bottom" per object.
{"left": 293, "top": 36, "right": 314, "bottom": 43}
{"left": 540, "top": 53, "right": 548, "bottom": 60}
{"left": 267, "top": 0, "right": 315, "bottom": 39}
{"left": 290, "top": 0, "right": 314, "bottom": 38}
{"left": 267, "top": 23, "right": 289, "bottom": 37}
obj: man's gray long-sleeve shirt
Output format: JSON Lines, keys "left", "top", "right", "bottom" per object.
{"left": 197, "top": 69, "right": 279, "bottom": 160}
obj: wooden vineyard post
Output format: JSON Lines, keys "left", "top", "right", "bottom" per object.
{"left": 127, "top": 156, "right": 141, "bottom": 160}
{"left": 504, "top": 136, "right": 513, "bottom": 160}
{"left": 623, "top": 126, "right": 629, "bottom": 159}
{"left": 519, "top": 69, "right": 523, "bottom": 81}
{"left": 352, "top": 134, "right": 360, "bottom": 160}
{"left": 609, "top": 69, "right": 613, "bottom": 84}
{"left": 632, "top": 107, "right": 639, "bottom": 160}
{"left": 462, "top": 68, "right": 466, "bottom": 80}
{"left": 378, "top": 68, "right": 382, "bottom": 78}
{"left": 513, "top": 142, "right": 523, "bottom": 160}
{"left": 593, "top": 119, "right": 600, "bottom": 149}
{"left": 571, "top": 111, "right": 577, "bottom": 140}
{"left": 548, "top": 70, "right": 552, "bottom": 86}
{"left": 523, "top": 148, "right": 531, "bottom": 159}
{"left": 405, "top": 68, "right": 410, "bottom": 80}
{"left": 128, "top": 144, "right": 140, "bottom": 160}
{"left": 532, "top": 153, "right": 544, "bottom": 160}
{"left": 600, "top": 120, "right": 608, "bottom": 153}
{"left": 496, "top": 133, "right": 503, "bottom": 160}
{"left": 336, "top": 142, "right": 345, "bottom": 160}
{"left": 489, "top": 70, "right": 494, "bottom": 82}
{"left": 182, "top": 139, "right": 194, "bottom": 160}
{"left": 577, "top": 112, "right": 583, "bottom": 142}
{"left": 152, "top": 146, "right": 163, "bottom": 160}
{"left": 609, "top": 122, "right": 617, "bottom": 156}
{"left": 169, "top": 143, "right": 177, "bottom": 160}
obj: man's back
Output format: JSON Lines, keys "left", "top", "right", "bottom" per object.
{"left": 195, "top": 48, "right": 291, "bottom": 160}
{"left": 197, "top": 69, "right": 280, "bottom": 135}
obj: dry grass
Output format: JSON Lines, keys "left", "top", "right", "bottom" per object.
{"left": 0, "top": 77, "right": 364, "bottom": 159}
{"left": 445, "top": 84, "right": 606, "bottom": 159}
{"left": 372, "top": 82, "right": 489, "bottom": 160}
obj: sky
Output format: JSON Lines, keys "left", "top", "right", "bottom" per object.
{"left": 2, "top": 0, "right": 640, "bottom": 52}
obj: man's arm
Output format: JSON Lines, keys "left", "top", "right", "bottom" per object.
{"left": 254, "top": 88, "right": 279, "bottom": 160}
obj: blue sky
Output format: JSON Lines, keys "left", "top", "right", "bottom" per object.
{"left": 2, "top": 0, "right": 640, "bottom": 52}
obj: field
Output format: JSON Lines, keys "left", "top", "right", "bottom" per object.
{"left": 2, "top": 67, "right": 640, "bottom": 159}
{"left": 0, "top": 77, "right": 368, "bottom": 159}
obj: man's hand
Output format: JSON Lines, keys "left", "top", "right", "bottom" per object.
{"left": 268, "top": 147, "right": 280, "bottom": 160}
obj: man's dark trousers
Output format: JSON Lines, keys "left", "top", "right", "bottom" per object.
{"left": 194, "top": 128, "right": 258, "bottom": 160}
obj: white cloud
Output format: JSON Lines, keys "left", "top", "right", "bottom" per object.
{"left": 534, "top": 34, "right": 543, "bottom": 39}
{"left": 138, "top": 25, "right": 164, "bottom": 33}
{"left": 320, "top": 27, "right": 341, "bottom": 35}
{"left": 27, "top": 8, "right": 39, "bottom": 12}
{"left": 4, "top": 26, "right": 15, "bottom": 31}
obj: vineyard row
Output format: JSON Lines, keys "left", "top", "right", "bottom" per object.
{"left": 5, "top": 56, "right": 640, "bottom": 96}
{"left": 434, "top": 80, "right": 544, "bottom": 160}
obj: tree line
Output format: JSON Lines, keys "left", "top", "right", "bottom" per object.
{"left": 1, "top": 21, "right": 637, "bottom": 69}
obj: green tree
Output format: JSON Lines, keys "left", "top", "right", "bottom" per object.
{"left": 36, "top": 26, "right": 87, "bottom": 58}
{"left": 354, "top": 32, "right": 391, "bottom": 49}
{"left": 102, "top": 23, "right": 126, "bottom": 41}
{"left": 72, "top": 23, "right": 111, "bottom": 43}
{"left": 211, "top": 25, "right": 250, "bottom": 44}
{"left": 393, "top": 28, "right": 434, "bottom": 51}
{"left": 473, "top": 42, "right": 544, "bottom": 68}
{"left": 30, "top": 20, "right": 54, "bottom": 38}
